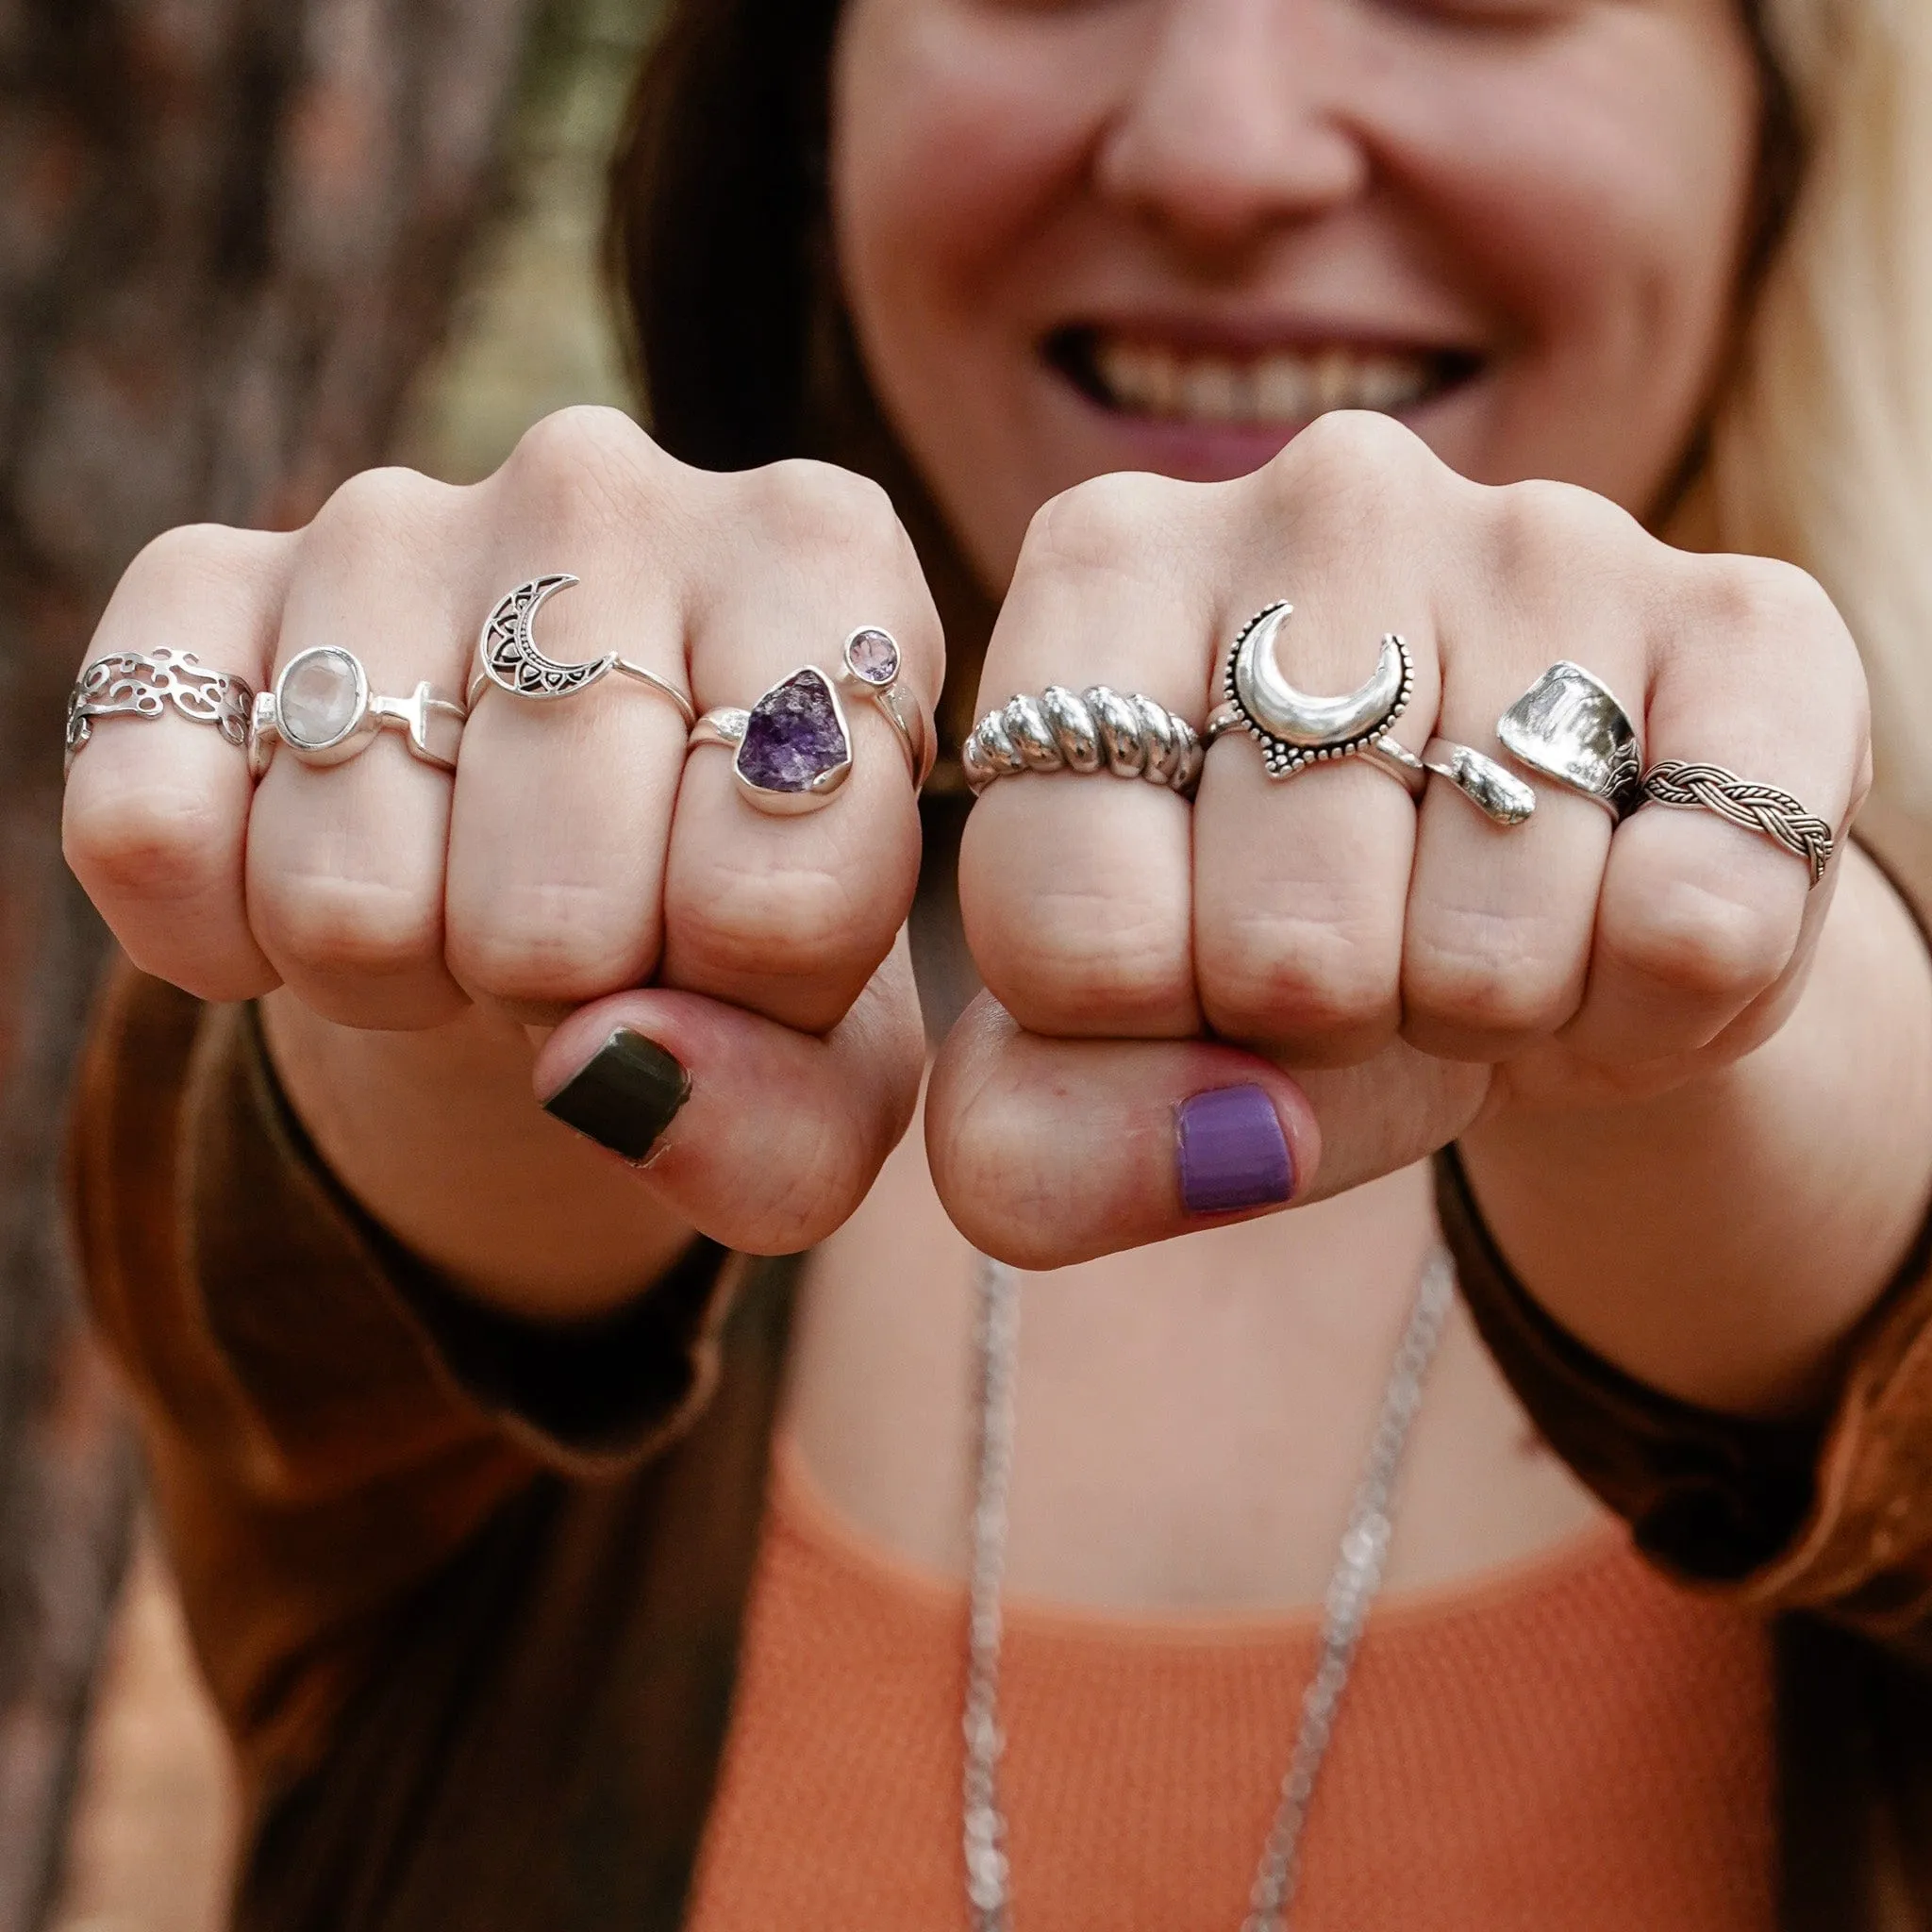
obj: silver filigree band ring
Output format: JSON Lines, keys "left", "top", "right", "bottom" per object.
{"left": 469, "top": 575, "right": 697, "bottom": 728}
{"left": 1641, "top": 760, "right": 1835, "bottom": 887}
{"left": 962, "top": 686, "right": 1203, "bottom": 797}
{"left": 688, "top": 626, "right": 930, "bottom": 815}
{"left": 247, "top": 647, "right": 467, "bottom": 778}
{"left": 65, "top": 650, "right": 255, "bottom": 776}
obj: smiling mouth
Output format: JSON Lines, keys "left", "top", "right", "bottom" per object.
{"left": 1050, "top": 328, "right": 1482, "bottom": 427}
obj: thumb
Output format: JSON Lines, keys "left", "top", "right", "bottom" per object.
{"left": 529, "top": 934, "right": 926, "bottom": 1256}
{"left": 927, "top": 993, "right": 1489, "bottom": 1270}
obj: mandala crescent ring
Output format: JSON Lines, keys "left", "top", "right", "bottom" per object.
{"left": 468, "top": 575, "right": 697, "bottom": 727}
{"left": 687, "top": 626, "right": 929, "bottom": 816}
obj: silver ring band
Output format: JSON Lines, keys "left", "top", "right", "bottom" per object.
{"left": 247, "top": 647, "right": 466, "bottom": 778}
{"left": 470, "top": 575, "right": 696, "bottom": 728}
{"left": 1641, "top": 760, "right": 1835, "bottom": 886}
{"left": 963, "top": 687, "right": 1203, "bottom": 796}
{"left": 1497, "top": 661, "right": 1643, "bottom": 823}
{"left": 65, "top": 650, "right": 254, "bottom": 776}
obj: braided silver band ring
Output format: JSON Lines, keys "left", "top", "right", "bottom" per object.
{"left": 1641, "top": 760, "right": 1835, "bottom": 886}
{"left": 962, "top": 686, "right": 1204, "bottom": 797}
{"left": 65, "top": 649, "right": 254, "bottom": 776}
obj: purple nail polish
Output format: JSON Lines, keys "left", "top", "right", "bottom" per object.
{"left": 1175, "top": 1085, "right": 1294, "bottom": 1216}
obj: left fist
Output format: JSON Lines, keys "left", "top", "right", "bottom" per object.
{"left": 928, "top": 412, "right": 1868, "bottom": 1266}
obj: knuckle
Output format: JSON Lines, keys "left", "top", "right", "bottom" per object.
{"left": 1687, "top": 553, "right": 1833, "bottom": 640}
{"left": 63, "top": 778, "right": 235, "bottom": 908}
{"left": 256, "top": 872, "right": 442, "bottom": 980}
{"left": 501, "top": 406, "right": 667, "bottom": 525}
{"left": 307, "top": 465, "right": 457, "bottom": 554}
{"left": 1485, "top": 475, "right": 1636, "bottom": 569}
{"left": 978, "top": 888, "right": 1189, "bottom": 1030}
{"left": 1601, "top": 878, "right": 1792, "bottom": 1004}
{"left": 737, "top": 458, "right": 907, "bottom": 559}
{"left": 1202, "top": 907, "right": 1398, "bottom": 1044}
{"left": 669, "top": 859, "right": 882, "bottom": 990}
{"left": 1021, "top": 472, "right": 1182, "bottom": 580}
{"left": 105, "top": 523, "right": 286, "bottom": 636}
{"left": 1271, "top": 408, "right": 1433, "bottom": 493}
{"left": 1404, "top": 914, "right": 1574, "bottom": 1040}
{"left": 453, "top": 881, "right": 656, "bottom": 1005}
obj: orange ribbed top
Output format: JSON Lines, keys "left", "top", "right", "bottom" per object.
{"left": 687, "top": 1440, "right": 1775, "bottom": 1932}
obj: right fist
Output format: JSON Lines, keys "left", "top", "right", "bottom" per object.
{"left": 63, "top": 408, "right": 941, "bottom": 1257}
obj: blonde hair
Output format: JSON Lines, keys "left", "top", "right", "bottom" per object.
{"left": 1700, "top": 0, "right": 1932, "bottom": 821}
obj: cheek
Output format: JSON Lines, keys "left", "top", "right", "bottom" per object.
{"left": 1377, "top": 15, "right": 1758, "bottom": 496}
{"left": 831, "top": 2, "right": 1099, "bottom": 329}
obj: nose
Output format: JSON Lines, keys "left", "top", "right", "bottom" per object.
{"left": 1094, "top": 0, "right": 1370, "bottom": 257}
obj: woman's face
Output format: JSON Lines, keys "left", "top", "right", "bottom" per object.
{"left": 830, "top": 0, "right": 1763, "bottom": 590}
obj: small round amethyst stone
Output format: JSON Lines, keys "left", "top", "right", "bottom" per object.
{"left": 843, "top": 627, "right": 900, "bottom": 688}
{"left": 736, "top": 668, "right": 850, "bottom": 793}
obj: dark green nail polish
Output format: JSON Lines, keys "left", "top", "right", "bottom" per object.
{"left": 542, "top": 1028, "right": 691, "bottom": 1164}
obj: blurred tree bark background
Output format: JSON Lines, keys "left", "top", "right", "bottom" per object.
{"left": 0, "top": 1, "right": 656, "bottom": 1924}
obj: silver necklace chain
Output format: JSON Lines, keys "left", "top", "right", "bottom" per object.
{"left": 963, "top": 1244, "right": 1457, "bottom": 1932}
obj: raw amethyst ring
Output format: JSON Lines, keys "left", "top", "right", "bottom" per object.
{"left": 247, "top": 646, "right": 467, "bottom": 778}
{"left": 687, "top": 627, "right": 931, "bottom": 814}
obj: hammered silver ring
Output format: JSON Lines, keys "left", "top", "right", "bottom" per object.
{"left": 962, "top": 687, "right": 1203, "bottom": 797}
{"left": 65, "top": 649, "right": 254, "bottom": 776}
{"left": 247, "top": 646, "right": 467, "bottom": 778}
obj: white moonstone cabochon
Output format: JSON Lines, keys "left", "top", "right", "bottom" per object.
{"left": 278, "top": 649, "right": 364, "bottom": 749}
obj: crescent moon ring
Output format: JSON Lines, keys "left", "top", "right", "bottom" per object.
{"left": 469, "top": 575, "right": 696, "bottom": 727}
{"left": 1204, "top": 602, "right": 1414, "bottom": 780}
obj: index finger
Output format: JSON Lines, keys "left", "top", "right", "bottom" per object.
{"left": 61, "top": 524, "right": 292, "bottom": 1000}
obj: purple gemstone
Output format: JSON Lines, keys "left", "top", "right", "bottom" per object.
{"left": 736, "top": 669, "right": 850, "bottom": 793}
{"left": 844, "top": 627, "right": 900, "bottom": 687}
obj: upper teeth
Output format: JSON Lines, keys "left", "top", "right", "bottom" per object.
{"left": 1093, "top": 341, "right": 1436, "bottom": 425}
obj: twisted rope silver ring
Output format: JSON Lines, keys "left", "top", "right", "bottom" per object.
{"left": 962, "top": 686, "right": 1203, "bottom": 797}
{"left": 1641, "top": 761, "right": 1835, "bottom": 886}
{"left": 65, "top": 650, "right": 254, "bottom": 776}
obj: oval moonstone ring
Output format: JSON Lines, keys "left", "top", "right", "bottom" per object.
{"left": 687, "top": 626, "right": 931, "bottom": 814}
{"left": 247, "top": 645, "right": 468, "bottom": 778}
